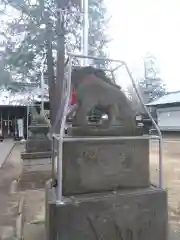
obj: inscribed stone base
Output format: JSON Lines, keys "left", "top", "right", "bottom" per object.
{"left": 62, "top": 139, "right": 150, "bottom": 195}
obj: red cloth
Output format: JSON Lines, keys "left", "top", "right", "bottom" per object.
{"left": 70, "top": 75, "right": 97, "bottom": 105}
{"left": 70, "top": 88, "right": 77, "bottom": 105}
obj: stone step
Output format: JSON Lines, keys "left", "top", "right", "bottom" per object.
{"left": 19, "top": 172, "right": 51, "bottom": 190}
{"left": 21, "top": 151, "right": 52, "bottom": 159}
{"left": 46, "top": 185, "right": 168, "bottom": 240}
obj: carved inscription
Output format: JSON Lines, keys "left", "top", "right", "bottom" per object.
{"left": 82, "top": 149, "right": 97, "bottom": 161}
{"left": 80, "top": 143, "right": 134, "bottom": 170}
{"left": 120, "top": 153, "right": 133, "bottom": 169}
{"left": 81, "top": 147, "right": 100, "bottom": 164}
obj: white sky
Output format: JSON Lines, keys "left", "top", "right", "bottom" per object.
{"left": 1, "top": 0, "right": 180, "bottom": 91}
{"left": 106, "top": 0, "right": 180, "bottom": 91}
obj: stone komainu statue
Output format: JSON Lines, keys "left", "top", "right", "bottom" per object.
{"left": 70, "top": 66, "right": 137, "bottom": 132}
{"left": 29, "top": 105, "right": 49, "bottom": 125}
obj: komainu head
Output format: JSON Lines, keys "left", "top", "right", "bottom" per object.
{"left": 71, "top": 66, "right": 112, "bottom": 89}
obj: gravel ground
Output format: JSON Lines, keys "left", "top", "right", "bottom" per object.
{"left": 150, "top": 140, "right": 180, "bottom": 238}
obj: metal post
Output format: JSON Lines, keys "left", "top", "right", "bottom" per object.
{"left": 57, "top": 56, "right": 72, "bottom": 202}
{"left": 40, "top": 56, "right": 46, "bottom": 115}
{"left": 159, "top": 138, "right": 163, "bottom": 188}
{"left": 7, "top": 111, "right": 10, "bottom": 136}
{"left": 51, "top": 137, "right": 56, "bottom": 181}
{"left": 0, "top": 111, "right": 2, "bottom": 136}
{"left": 110, "top": 70, "right": 116, "bottom": 84}
{"left": 81, "top": 0, "right": 84, "bottom": 65}
{"left": 26, "top": 105, "right": 29, "bottom": 140}
{"left": 54, "top": 0, "right": 66, "bottom": 203}
{"left": 14, "top": 117, "right": 17, "bottom": 138}
{"left": 81, "top": 0, "right": 89, "bottom": 66}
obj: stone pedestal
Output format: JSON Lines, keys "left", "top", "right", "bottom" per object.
{"left": 26, "top": 124, "right": 51, "bottom": 153}
{"left": 19, "top": 158, "right": 52, "bottom": 190}
{"left": 21, "top": 124, "right": 51, "bottom": 160}
{"left": 45, "top": 126, "right": 168, "bottom": 239}
{"left": 26, "top": 137, "right": 51, "bottom": 153}
{"left": 20, "top": 124, "right": 52, "bottom": 190}
{"left": 46, "top": 182, "right": 168, "bottom": 240}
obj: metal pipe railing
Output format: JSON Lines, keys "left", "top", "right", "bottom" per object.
{"left": 68, "top": 52, "right": 124, "bottom": 63}
{"left": 53, "top": 135, "right": 160, "bottom": 142}
{"left": 53, "top": 53, "right": 164, "bottom": 203}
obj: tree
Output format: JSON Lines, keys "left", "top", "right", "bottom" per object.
{"left": 0, "top": 61, "right": 12, "bottom": 86}
{"left": 137, "top": 77, "right": 166, "bottom": 104}
{"left": 140, "top": 55, "right": 166, "bottom": 103}
{"left": 0, "top": 0, "right": 109, "bottom": 83}
{"left": 128, "top": 55, "right": 166, "bottom": 112}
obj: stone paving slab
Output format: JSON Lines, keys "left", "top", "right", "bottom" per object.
{"left": 21, "top": 189, "right": 45, "bottom": 239}
{"left": 23, "top": 189, "right": 45, "bottom": 223}
{"left": 23, "top": 223, "right": 45, "bottom": 240}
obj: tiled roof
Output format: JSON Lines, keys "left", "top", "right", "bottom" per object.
{"left": 0, "top": 84, "right": 49, "bottom": 106}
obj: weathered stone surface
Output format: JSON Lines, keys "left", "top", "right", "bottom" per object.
{"left": 45, "top": 184, "right": 168, "bottom": 240}
{"left": 62, "top": 139, "right": 150, "bottom": 195}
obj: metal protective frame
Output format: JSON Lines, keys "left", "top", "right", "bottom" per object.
{"left": 52, "top": 53, "right": 163, "bottom": 203}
